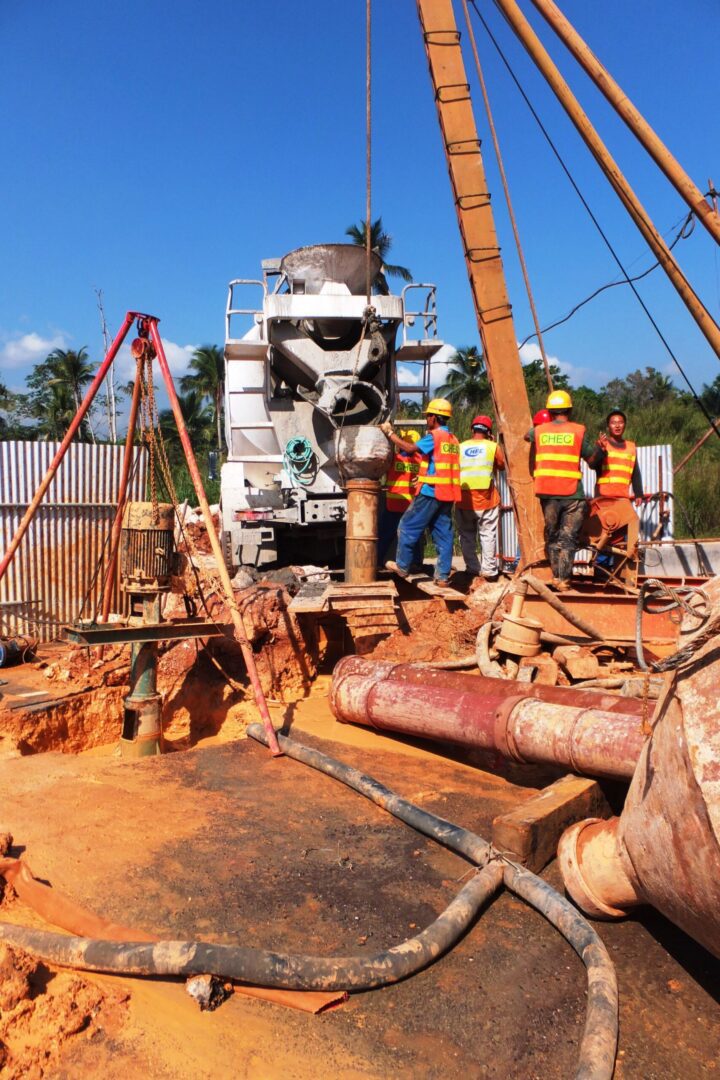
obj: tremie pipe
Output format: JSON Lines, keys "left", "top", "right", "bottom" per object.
{"left": 345, "top": 478, "right": 380, "bottom": 584}
{"left": 0, "top": 729, "right": 618, "bottom": 1077}
{"left": 490, "top": 0, "right": 720, "bottom": 360}
{"left": 149, "top": 319, "right": 282, "bottom": 757}
{"left": 527, "top": 0, "right": 720, "bottom": 247}
{"left": 330, "top": 657, "right": 646, "bottom": 780}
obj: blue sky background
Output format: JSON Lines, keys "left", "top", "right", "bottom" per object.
{"left": 1, "top": 0, "right": 719, "bottom": 426}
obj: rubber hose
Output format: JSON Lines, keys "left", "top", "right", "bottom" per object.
{"left": 0, "top": 864, "right": 502, "bottom": 990}
{"left": 503, "top": 862, "right": 619, "bottom": 1080}
{"left": 522, "top": 574, "right": 606, "bottom": 641}
{"left": 475, "top": 621, "right": 506, "bottom": 678}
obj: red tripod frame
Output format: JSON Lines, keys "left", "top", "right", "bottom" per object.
{"left": 0, "top": 312, "right": 282, "bottom": 756}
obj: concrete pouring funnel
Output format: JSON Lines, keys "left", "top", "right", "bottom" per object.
{"left": 280, "top": 244, "right": 382, "bottom": 296}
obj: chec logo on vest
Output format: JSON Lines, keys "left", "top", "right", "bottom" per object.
{"left": 440, "top": 441, "right": 459, "bottom": 455}
{"left": 539, "top": 432, "right": 575, "bottom": 446}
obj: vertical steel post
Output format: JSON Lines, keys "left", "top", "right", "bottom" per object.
{"left": 416, "top": 0, "right": 544, "bottom": 565}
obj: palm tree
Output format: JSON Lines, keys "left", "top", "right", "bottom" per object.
{"left": 180, "top": 345, "right": 225, "bottom": 451}
{"left": 24, "top": 358, "right": 94, "bottom": 441}
{"left": 345, "top": 216, "right": 412, "bottom": 293}
{"left": 159, "top": 391, "right": 214, "bottom": 462}
{"left": 45, "top": 348, "right": 95, "bottom": 413}
{"left": 436, "top": 346, "right": 490, "bottom": 410}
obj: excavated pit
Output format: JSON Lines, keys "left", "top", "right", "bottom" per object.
{"left": 0, "top": 583, "right": 318, "bottom": 758}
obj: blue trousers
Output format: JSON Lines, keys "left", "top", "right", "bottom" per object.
{"left": 378, "top": 506, "right": 425, "bottom": 565}
{"left": 396, "top": 494, "right": 454, "bottom": 580}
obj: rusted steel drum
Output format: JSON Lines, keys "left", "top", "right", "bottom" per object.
{"left": 558, "top": 580, "right": 720, "bottom": 959}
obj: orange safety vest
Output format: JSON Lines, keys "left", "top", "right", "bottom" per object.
{"left": 416, "top": 428, "right": 461, "bottom": 502}
{"left": 597, "top": 439, "right": 636, "bottom": 498}
{"left": 386, "top": 450, "right": 420, "bottom": 512}
{"left": 533, "top": 421, "right": 585, "bottom": 497}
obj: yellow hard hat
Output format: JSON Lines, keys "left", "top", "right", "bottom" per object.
{"left": 546, "top": 389, "right": 573, "bottom": 410}
{"left": 399, "top": 428, "right": 420, "bottom": 443}
{"left": 425, "top": 397, "right": 452, "bottom": 418}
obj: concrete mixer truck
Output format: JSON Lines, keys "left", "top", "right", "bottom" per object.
{"left": 220, "top": 243, "right": 443, "bottom": 569}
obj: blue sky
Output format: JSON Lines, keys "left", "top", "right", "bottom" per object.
{"left": 2, "top": 0, "right": 719, "bottom": 424}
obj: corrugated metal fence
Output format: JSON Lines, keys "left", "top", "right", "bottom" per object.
{"left": 497, "top": 443, "right": 674, "bottom": 567}
{"left": 0, "top": 441, "right": 147, "bottom": 640}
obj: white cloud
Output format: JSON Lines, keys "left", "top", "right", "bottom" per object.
{"left": 0, "top": 330, "right": 70, "bottom": 369}
{"left": 519, "top": 341, "right": 608, "bottom": 390}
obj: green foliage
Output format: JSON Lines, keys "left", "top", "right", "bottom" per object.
{"left": 180, "top": 345, "right": 225, "bottom": 451}
{"left": 165, "top": 464, "right": 221, "bottom": 506}
{"left": 20, "top": 347, "right": 96, "bottom": 440}
{"left": 159, "top": 391, "right": 215, "bottom": 464}
{"left": 436, "top": 346, "right": 491, "bottom": 412}
{"left": 345, "top": 216, "right": 412, "bottom": 291}
{"left": 523, "top": 359, "right": 570, "bottom": 413}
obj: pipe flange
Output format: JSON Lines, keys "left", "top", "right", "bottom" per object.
{"left": 557, "top": 819, "right": 628, "bottom": 920}
{"left": 493, "top": 695, "right": 528, "bottom": 763}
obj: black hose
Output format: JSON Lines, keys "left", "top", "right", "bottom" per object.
{"left": 0, "top": 864, "right": 502, "bottom": 990}
{"left": 503, "top": 863, "right": 619, "bottom": 1080}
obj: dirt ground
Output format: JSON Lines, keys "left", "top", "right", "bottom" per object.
{"left": 0, "top": 680, "right": 717, "bottom": 1078}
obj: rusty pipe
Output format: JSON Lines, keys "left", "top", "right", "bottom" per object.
{"left": 345, "top": 478, "right": 380, "bottom": 584}
{"left": 330, "top": 657, "right": 646, "bottom": 780}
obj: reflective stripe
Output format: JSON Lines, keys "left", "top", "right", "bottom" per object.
{"left": 535, "top": 467, "right": 582, "bottom": 479}
{"left": 386, "top": 450, "right": 420, "bottom": 511}
{"left": 535, "top": 452, "right": 583, "bottom": 464}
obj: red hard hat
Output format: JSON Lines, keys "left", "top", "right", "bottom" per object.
{"left": 533, "top": 409, "right": 551, "bottom": 426}
{"left": 471, "top": 415, "right": 492, "bottom": 430}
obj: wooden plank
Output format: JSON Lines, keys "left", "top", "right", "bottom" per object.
{"left": 491, "top": 775, "right": 611, "bottom": 873}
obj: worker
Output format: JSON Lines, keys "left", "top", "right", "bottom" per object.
{"left": 456, "top": 414, "right": 505, "bottom": 583}
{"left": 525, "top": 389, "right": 596, "bottom": 592}
{"left": 594, "top": 409, "right": 645, "bottom": 504}
{"left": 378, "top": 427, "right": 422, "bottom": 565}
{"left": 381, "top": 398, "right": 461, "bottom": 588}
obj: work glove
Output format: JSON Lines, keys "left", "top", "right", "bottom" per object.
{"left": 380, "top": 421, "right": 394, "bottom": 438}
